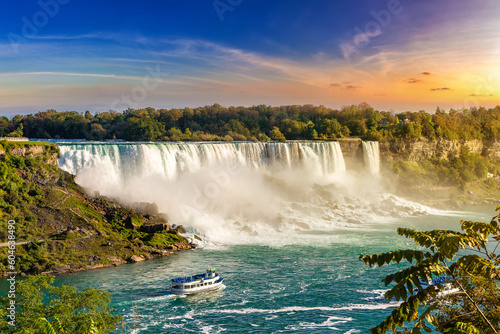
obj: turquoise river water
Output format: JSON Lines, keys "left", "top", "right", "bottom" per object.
{"left": 2, "top": 141, "right": 498, "bottom": 333}
{"left": 54, "top": 208, "right": 495, "bottom": 333}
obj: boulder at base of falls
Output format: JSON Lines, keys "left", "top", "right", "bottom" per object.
{"left": 129, "top": 255, "right": 146, "bottom": 263}
{"left": 241, "top": 226, "right": 252, "bottom": 233}
{"left": 167, "top": 241, "right": 194, "bottom": 251}
{"left": 294, "top": 222, "right": 311, "bottom": 229}
{"left": 176, "top": 225, "right": 187, "bottom": 233}
{"left": 139, "top": 222, "right": 171, "bottom": 233}
{"left": 241, "top": 226, "right": 258, "bottom": 236}
{"left": 131, "top": 202, "right": 160, "bottom": 215}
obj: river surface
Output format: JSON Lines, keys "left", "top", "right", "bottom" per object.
{"left": 53, "top": 207, "right": 495, "bottom": 333}
{"left": 3, "top": 141, "right": 497, "bottom": 332}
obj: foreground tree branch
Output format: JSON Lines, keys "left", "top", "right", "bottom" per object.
{"left": 360, "top": 205, "right": 500, "bottom": 333}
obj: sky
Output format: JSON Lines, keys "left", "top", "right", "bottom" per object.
{"left": 0, "top": 0, "right": 499, "bottom": 116}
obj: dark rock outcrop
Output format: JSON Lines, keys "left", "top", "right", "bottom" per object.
{"left": 130, "top": 202, "right": 160, "bottom": 215}
{"left": 124, "top": 217, "right": 139, "bottom": 230}
{"left": 139, "top": 222, "right": 171, "bottom": 233}
{"left": 176, "top": 225, "right": 187, "bottom": 233}
{"left": 166, "top": 241, "right": 195, "bottom": 251}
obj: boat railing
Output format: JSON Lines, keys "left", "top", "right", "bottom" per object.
{"left": 171, "top": 273, "right": 219, "bottom": 283}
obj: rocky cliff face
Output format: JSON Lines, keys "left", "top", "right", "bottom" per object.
{"left": 337, "top": 138, "right": 364, "bottom": 170}
{"left": 0, "top": 141, "right": 59, "bottom": 164}
{"left": 339, "top": 139, "right": 500, "bottom": 168}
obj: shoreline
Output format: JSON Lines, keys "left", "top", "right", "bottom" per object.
{"left": 1, "top": 240, "right": 196, "bottom": 278}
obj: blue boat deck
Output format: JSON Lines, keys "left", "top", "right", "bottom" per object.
{"left": 172, "top": 273, "right": 215, "bottom": 284}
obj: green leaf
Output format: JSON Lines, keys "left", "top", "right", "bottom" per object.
{"left": 86, "top": 318, "right": 99, "bottom": 334}
{"left": 39, "top": 318, "right": 57, "bottom": 334}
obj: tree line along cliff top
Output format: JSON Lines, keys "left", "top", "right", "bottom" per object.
{"left": 1, "top": 103, "right": 500, "bottom": 142}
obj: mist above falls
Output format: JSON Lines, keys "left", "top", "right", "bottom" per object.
{"left": 58, "top": 141, "right": 439, "bottom": 244}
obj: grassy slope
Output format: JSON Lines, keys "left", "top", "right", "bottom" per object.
{"left": 0, "top": 141, "right": 190, "bottom": 275}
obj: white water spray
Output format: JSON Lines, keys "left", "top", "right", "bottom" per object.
{"left": 58, "top": 141, "right": 438, "bottom": 244}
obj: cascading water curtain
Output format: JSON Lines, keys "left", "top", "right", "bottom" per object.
{"left": 362, "top": 141, "right": 380, "bottom": 175}
{"left": 58, "top": 142, "right": 348, "bottom": 179}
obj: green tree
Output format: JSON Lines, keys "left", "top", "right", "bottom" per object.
{"left": 88, "top": 123, "right": 106, "bottom": 141}
{"left": 257, "top": 133, "right": 270, "bottom": 142}
{"left": 123, "top": 116, "right": 165, "bottom": 141}
{"left": 167, "top": 127, "right": 183, "bottom": 141}
{"left": 0, "top": 275, "right": 121, "bottom": 334}
{"left": 316, "top": 118, "right": 343, "bottom": 139}
{"left": 360, "top": 206, "right": 500, "bottom": 333}
{"left": 269, "top": 126, "right": 286, "bottom": 142}
{"left": 304, "top": 121, "right": 318, "bottom": 140}
{"left": 7, "top": 124, "right": 23, "bottom": 138}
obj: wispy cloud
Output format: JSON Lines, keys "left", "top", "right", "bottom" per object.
{"left": 405, "top": 78, "right": 421, "bottom": 84}
{"left": 330, "top": 82, "right": 360, "bottom": 91}
{"left": 431, "top": 87, "right": 451, "bottom": 91}
{"left": 0, "top": 71, "right": 179, "bottom": 85}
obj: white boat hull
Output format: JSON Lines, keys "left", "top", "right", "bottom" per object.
{"left": 171, "top": 282, "right": 225, "bottom": 295}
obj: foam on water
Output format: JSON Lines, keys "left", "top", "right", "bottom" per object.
{"left": 164, "top": 303, "right": 398, "bottom": 323}
{"left": 357, "top": 289, "right": 389, "bottom": 301}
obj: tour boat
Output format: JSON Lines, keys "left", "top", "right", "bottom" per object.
{"left": 415, "top": 276, "right": 459, "bottom": 297}
{"left": 171, "top": 268, "right": 224, "bottom": 295}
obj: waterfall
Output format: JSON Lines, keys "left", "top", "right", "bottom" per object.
{"left": 58, "top": 141, "right": 347, "bottom": 181}
{"left": 362, "top": 141, "right": 380, "bottom": 174}
{"left": 54, "top": 140, "right": 439, "bottom": 245}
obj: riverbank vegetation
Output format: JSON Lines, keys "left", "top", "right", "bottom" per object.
{"left": 0, "top": 275, "right": 120, "bottom": 333}
{"left": 0, "top": 141, "right": 192, "bottom": 276}
{"left": 360, "top": 206, "right": 500, "bottom": 333}
{"left": 393, "top": 146, "right": 495, "bottom": 188}
{"left": 391, "top": 146, "right": 500, "bottom": 206}
{"left": 2, "top": 103, "right": 500, "bottom": 142}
